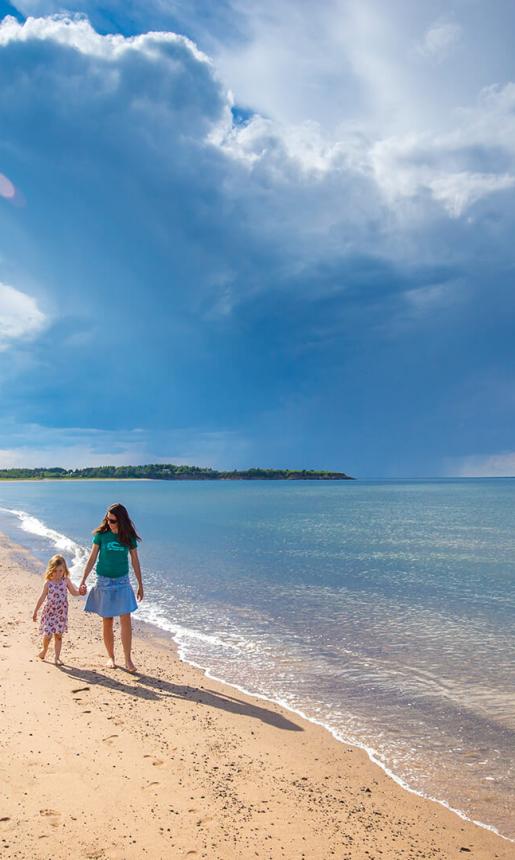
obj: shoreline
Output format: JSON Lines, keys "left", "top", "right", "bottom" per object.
{"left": 0, "top": 478, "right": 156, "bottom": 482}
{"left": 0, "top": 477, "right": 352, "bottom": 482}
{"left": 2, "top": 502, "right": 513, "bottom": 844}
{"left": 141, "top": 620, "right": 513, "bottom": 847}
{"left": 1, "top": 535, "right": 513, "bottom": 859}
{"left": 171, "top": 650, "right": 512, "bottom": 845}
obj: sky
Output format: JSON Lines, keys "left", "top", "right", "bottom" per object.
{"left": 0, "top": 1, "right": 514, "bottom": 477}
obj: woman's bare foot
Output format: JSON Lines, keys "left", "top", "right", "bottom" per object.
{"left": 106, "top": 657, "right": 116, "bottom": 669}
{"left": 37, "top": 650, "right": 47, "bottom": 661}
{"left": 124, "top": 659, "right": 137, "bottom": 673}
{"left": 54, "top": 657, "right": 63, "bottom": 666}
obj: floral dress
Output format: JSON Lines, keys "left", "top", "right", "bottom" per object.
{"left": 40, "top": 579, "right": 68, "bottom": 635}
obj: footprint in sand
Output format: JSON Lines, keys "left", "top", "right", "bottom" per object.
{"left": 39, "top": 808, "right": 60, "bottom": 828}
{"left": 144, "top": 754, "right": 164, "bottom": 766}
{"left": 143, "top": 781, "right": 160, "bottom": 790}
{"left": 102, "top": 735, "right": 119, "bottom": 744}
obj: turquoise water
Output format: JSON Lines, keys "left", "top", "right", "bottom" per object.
{"left": 0, "top": 478, "right": 514, "bottom": 839}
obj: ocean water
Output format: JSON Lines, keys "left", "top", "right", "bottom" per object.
{"left": 0, "top": 478, "right": 514, "bottom": 840}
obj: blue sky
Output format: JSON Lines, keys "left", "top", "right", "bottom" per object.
{"left": 0, "top": 1, "right": 514, "bottom": 477}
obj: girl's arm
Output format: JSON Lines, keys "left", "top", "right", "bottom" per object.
{"left": 130, "top": 548, "right": 144, "bottom": 601}
{"left": 33, "top": 582, "right": 49, "bottom": 621}
{"left": 79, "top": 544, "right": 100, "bottom": 593}
{"left": 66, "top": 579, "right": 81, "bottom": 597}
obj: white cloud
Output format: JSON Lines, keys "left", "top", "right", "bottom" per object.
{"left": 204, "top": 1, "right": 515, "bottom": 218}
{"left": 0, "top": 12, "right": 236, "bottom": 330}
{"left": 0, "top": 5, "right": 511, "bottom": 401}
{"left": 2, "top": 10, "right": 514, "bottom": 264}
{"left": 417, "top": 18, "right": 462, "bottom": 60}
{"left": 0, "top": 13, "right": 211, "bottom": 66}
{"left": 0, "top": 282, "right": 46, "bottom": 348}
{"left": 429, "top": 171, "right": 515, "bottom": 217}
{"left": 0, "top": 6, "right": 515, "bottom": 475}
{"left": 370, "top": 94, "right": 515, "bottom": 218}
{"left": 0, "top": 423, "right": 250, "bottom": 469}
{"left": 450, "top": 452, "right": 515, "bottom": 478}
{"left": 0, "top": 14, "right": 222, "bottom": 136}
{"left": 0, "top": 6, "right": 512, "bottom": 337}
{"left": 0, "top": 424, "right": 153, "bottom": 469}
{"left": 219, "top": 109, "right": 515, "bottom": 220}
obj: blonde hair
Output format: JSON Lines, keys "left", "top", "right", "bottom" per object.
{"left": 44, "top": 554, "right": 70, "bottom": 581}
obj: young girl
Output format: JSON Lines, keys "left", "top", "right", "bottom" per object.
{"left": 80, "top": 503, "right": 143, "bottom": 673}
{"left": 33, "top": 554, "right": 82, "bottom": 665}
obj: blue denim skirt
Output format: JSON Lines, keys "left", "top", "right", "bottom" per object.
{"left": 84, "top": 574, "right": 138, "bottom": 618}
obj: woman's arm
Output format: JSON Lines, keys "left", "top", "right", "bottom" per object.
{"left": 79, "top": 544, "right": 100, "bottom": 593}
{"left": 66, "top": 579, "right": 81, "bottom": 596}
{"left": 130, "top": 548, "right": 144, "bottom": 601}
{"left": 33, "top": 582, "right": 49, "bottom": 621}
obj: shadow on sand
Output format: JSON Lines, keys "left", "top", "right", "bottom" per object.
{"left": 58, "top": 663, "right": 303, "bottom": 732}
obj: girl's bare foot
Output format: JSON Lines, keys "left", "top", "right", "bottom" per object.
{"left": 106, "top": 658, "right": 116, "bottom": 669}
{"left": 125, "top": 659, "right": 137, "bottom": 673}
{"left": 54, "top": 658, "right": 63, "bottom": 666}
{"left": 37, "top": 650, "right": 47, "bottom": 661}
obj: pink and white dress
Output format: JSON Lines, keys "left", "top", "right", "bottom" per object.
{"left": 40, "top": 579, "right": 68, "bottom": 635}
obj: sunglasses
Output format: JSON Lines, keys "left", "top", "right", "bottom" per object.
{"left": 106, "top": 516, "right": 118, "bottom": 524}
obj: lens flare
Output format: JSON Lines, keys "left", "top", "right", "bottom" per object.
{"left": 0, "top": 173, "right": 16, "bottom": 199}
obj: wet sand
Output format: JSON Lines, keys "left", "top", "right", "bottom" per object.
{"left": 0, "top": 537, "right": 513, "bottom": 859}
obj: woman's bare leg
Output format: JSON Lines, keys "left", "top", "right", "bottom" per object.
{"left": 120, "top": 614, "right": 136, "bottom": 672}
{"left": 103, "top": 617, "right": 116, "bottom": 667}
{"left": 54, "top": 633, "right": 63, "bottom": 665}
{"left": 38, "top": 635, "right": 51, "bottom": 660}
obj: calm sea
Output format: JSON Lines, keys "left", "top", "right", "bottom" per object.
{"left": 0, "top": 478, "right": 514, "bottom": 840}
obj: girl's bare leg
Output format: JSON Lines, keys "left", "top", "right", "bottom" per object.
{"left": 120, "top": 614, "right": 136, "bottom": 672}
{"left": 103, "top": 617, "right": 116, "bottom": 667}
{"left": 54, "top": 633, "right": 63, "bottom": 665}
{"left": 38, "top": 635, "right": 51, "bottom": 660}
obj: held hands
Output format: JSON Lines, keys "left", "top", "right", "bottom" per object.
{"left": 79, "top": 583, "right": 87, "bottom": 596}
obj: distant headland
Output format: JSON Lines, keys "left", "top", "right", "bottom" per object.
{"left": 0, "top": 465, "right": 354, "bottom": 481}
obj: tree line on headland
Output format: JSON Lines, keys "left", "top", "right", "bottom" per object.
{"left": 0, "top": 464, "right": 354, "bottom": 481}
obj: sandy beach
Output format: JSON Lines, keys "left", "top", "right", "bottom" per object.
{"left": 0, "top": 536, "right": 513, "bottom": 860}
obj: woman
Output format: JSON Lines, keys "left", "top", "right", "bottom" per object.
{"left": 79, "top": 503, "right": 144, "bottom": 673}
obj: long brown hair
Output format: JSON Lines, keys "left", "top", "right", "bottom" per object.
{"left": 93, "top": 503, "right": 141, "bottom": 547}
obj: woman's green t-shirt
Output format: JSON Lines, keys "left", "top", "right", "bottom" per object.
{"left": 93, "top": 531, "right": 137, "bottom": 578}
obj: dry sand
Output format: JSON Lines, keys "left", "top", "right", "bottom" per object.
{"left": 0, "top": 537, "right": 513, "bottom": 860}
